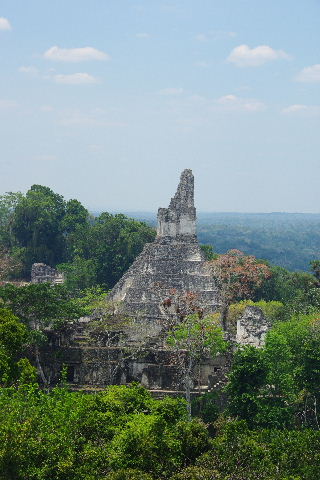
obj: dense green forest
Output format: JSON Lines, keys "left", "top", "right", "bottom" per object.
{"left": 0, "top": 185, "right": 320, "bottom": 479}
{"left": 0, "top": 186, "right": 155, "bottom": 289}
{"left": 124, "top": 211, "right": 320, "bottom": 272}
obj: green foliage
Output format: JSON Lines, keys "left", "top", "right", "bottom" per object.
{"left": 197, "top": 212, "right": 320, "bottom": 272}
{"left": 57, "top": 211, "right": 155, "bottom": 289}
{"left": 191, "top": 392, "right": 220, "bottom": 424}
{"left": 12, "top": 185, "right": 68, "bottom": 274}
{"left": 0, "top": 308, "right": 29, "bottom": 385}
{"left": 196, "top": 419, "right": 320, "bottom": 480}
{"left": 0, "top": 283, "right": 92, "bottom": 329}
{"left": 167, "top": 313, "right": 228, "bottom": 415}
{"left": 255, "top": 265, "right": 320, "bottom": 316}
{"left": 226, "top": 313, "right": 320, "bottom": 429}
{"left": 0, "top": 383, "right": 209, "bottom": 480}
{"left": 83, "top": 212, "right": 156, "bottom": 288}
{"left": 200, "top": 244, "right": 217, "bottom": 261}
{"left": 311, "top": 259, "right": 320, "bottom": 284}
{"left": 105, "top": 470, "right": 154, "bottom": 480}
{"left": 0, "top": 308, "right": 28, "bottom": 354}
{"left": 17, "top": 358, "right": 37, "bottom": 385}
{"left": 0, "top": 192, "right": 23, "bottom": 250}
{"left": 227, "top": 300, "right": 285, "bottom": 329}
{"left": 226, "top": 346, "right": 268, "bottom": 424}
{"left": 58, "top": 256, "right": 98, "bottom": 290}
{"left": 171, "top": 466, "right": 220, "bottom": 480}
{"left": 0, "top": 185, "right": 156, "bottom": 287}
{"left": 167, "top": 314, "right": 227, "bottom": 360}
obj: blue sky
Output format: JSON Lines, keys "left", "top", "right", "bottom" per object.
{"left": 0, "top": 0, "right": 319, "bottom": 212}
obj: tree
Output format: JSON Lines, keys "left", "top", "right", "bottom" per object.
{"left": 0, "top": 308, "right": 29, "bottom": 385}
{"left": 162, "top": 290, "right": 227, "bottom": 416}
{"left": 84, "top": 213, "right": 156, "bottom": 288}
{"left": 57, "top": 256, "right": 98, "bottom": 291}
{"left": 0, "top": 249, "right": 21, "bottom": 282}
{"left": 0, "top": 191, "right": 23, "bottom": 249}
{"left": 0, "top": 283, "right": 93, "bottom": 385}
{"left": 254, "top": 264, "right": 320, "bottom": 316}
{"left": 0, "top": 383, "right": 210, "bottom": 479}
{"left": 226, "top": 313, "right": 320, "bottom": 429}
{"left": 12, "top": 185, "right": 66, "bottom": 273}
{"left": 209, "top": 250, "right": 271, "bottom": 330}
{"left": 225, "top": 346, "right": 269, "bottom": 425}
{"left": 311, "top": 260, "right": 320, "bottom": 286}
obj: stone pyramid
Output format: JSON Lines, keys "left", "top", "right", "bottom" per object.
{"left": 109, "top": 169, "right": 220, "bottom": 341}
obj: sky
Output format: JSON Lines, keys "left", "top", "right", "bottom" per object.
{"left": 0, "top": 0, "right": 319, "bottom": 213}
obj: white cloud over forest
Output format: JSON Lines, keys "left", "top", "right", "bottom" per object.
{"left": 227, "top": 44, "right": 290, "bottom": 67}
{"left": 295, "top": 64, "right": 320, "bottom": 83}
{"left": 43, "top": 46, "right": 110, "bottom": 62}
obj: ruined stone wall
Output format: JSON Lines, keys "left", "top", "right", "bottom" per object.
{"left": 157, "top": 169, "right": 196, "bottom": 238}
{"left": 31, "top": 263, "right": 64, "bottom": 285}
{"left": 236, "top": 306, "right": 271, "bottom": 348}
{"left": 40, "top": 318, "right": 229, "bottom": 394}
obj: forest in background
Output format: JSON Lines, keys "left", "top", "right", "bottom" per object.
{"left": 122, "top": 211, "right": 320, "bottom": 272}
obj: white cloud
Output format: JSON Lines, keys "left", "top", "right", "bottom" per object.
{"left": 216, "top": 94, "right": 266, "bottom": 112}
{"left": 0, "top": 17, "right": 11, "bottom": 30}
{"left": 227, "top": 44, "right": 290, "bottom": 67}
{"left": 34, "top": 154, "right": 57, "bottom": 162}
{"left": 19, "top": 66, "right": 39, "bottom": 76}
{"left": 59, "top": 109, "right": 126, "bottom": 127}
{"left": 195, "top": 61, "right": 210, "bottom": 68}
{"left": 43, "top": 46, "right": 110, "bottom": 62}
{"left": 40, "top": 105, "right": 54, "bottom": 112}
{"left": 53, "top": 73, "right": 99, "bottom": 85}
{"left": 135, "top": 33, "right": 150, "bottom": 38}
{"left": 195, "top": 31, "right": 236, "bottom": 42}
{"left": 195, "top": 33, "right": 207, "bottom": 42}
{"left": 281, "top": 104, "right": 320, "bottom": 115}
{"left": 158, "top": 87, "right": 184, "bottom": 96}
{"left": 0, "top": 99, "right": 17, "bottom": 109}
{"left": 295, "top": 64, "right": 320, "bottom": 83}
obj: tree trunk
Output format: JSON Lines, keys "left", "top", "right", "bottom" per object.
{"left": 184, "top": 356, "right": 193, "bottom": 419}
{"left": 221, "top": 303, "right": 229, "bottom": 331}
{"left": 34, "top": 344, "right": 48, "bottom": 386}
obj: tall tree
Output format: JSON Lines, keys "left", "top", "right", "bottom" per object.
{"left": 12, "top": 185, "right": 66, "bottom": 273}
{"left": 0, "top": 283, "right": 92, "bottom": 385}
{"left": 162, "top": 290, "right": 227, "bottom": 416}
{"left": 86, "top": 213, "right": 156, "bottom": 288}
{"left": 0, "top": 192, "right": 23, "bottom": 249}
{"left": 209, "top": 249, "right": 271, "bottom": 329}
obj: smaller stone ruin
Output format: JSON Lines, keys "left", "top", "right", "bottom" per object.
{"left": 236, "top": 306, "right": 271, "bottom": 348}
{"left": 31, "top": 263, "right": 64, "bottom": 285}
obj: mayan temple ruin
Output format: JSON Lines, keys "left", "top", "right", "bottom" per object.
{"left": 40, "top": 169, "right": 269, "bottom": 392}
{"left": 109, "top": 169, "right": 220, "bottom": 343}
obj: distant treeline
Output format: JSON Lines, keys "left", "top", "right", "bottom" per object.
{"left": 123, "top": 211, "right": 320, "bottom": 272}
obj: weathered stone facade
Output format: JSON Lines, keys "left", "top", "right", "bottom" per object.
{"left": 31, "top": 263, "right": 64, "bottom": 285}
{"left": 40, "top": 317, "right": 229, "bottom": 394}
{"left": 109, "top": 169, "right": 220, "bottom": 343}
{"left": 236, "top": 306, "right": 271, "bottom": 348}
